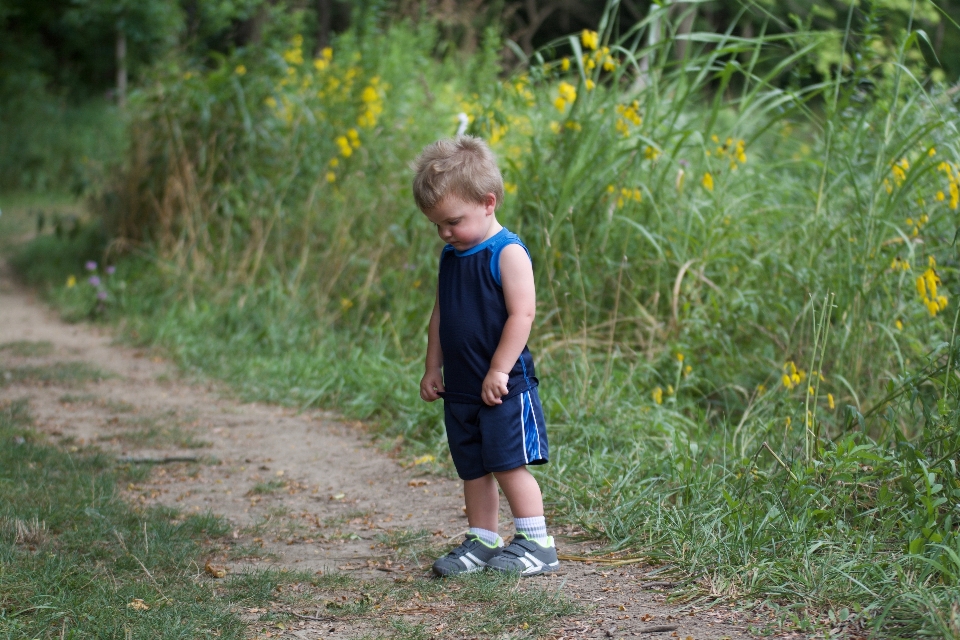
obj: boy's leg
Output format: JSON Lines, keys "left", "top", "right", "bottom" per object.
{"left": 492, "top": 466, "right": 542, "bottom": 518}
{"left": 487, "top": 465, "right": 558, "bottom": 576}
{"left": 463, "top": 473, "right": 499, "bottom": 532}
{"left": 432, "top": 402, "right": 504, "bottom": 577}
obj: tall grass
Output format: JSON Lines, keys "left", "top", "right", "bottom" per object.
{"left": 0, "top": 95, "right": 125, "bottom": 195}
{"left": 16, "top": 2, "right": 960, "bottom": 635}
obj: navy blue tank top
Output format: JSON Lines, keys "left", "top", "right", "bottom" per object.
{"left": 438, "top": 227, "right": 538, "bottom": 404}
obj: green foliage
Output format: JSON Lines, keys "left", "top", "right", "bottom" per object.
{"left": 0, "top": 97, "right": 125, "bottom": 194}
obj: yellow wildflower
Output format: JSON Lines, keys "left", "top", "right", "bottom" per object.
{"left": 561, "top": 57, "right": 570, "bottom": 71}
{"left": 335, "top": 135, "right": 352, "bottom": 158}
{"left": 827, "top": 393, "right": 835, "bottom": 410}
{"left": 66, "top": 275, "right": 76, "bottom": 288}
{"left": 652, "top": 387, "right": 663, "bottom": 405}
{"left": 676, "top": 353, "right": 685, "bottom": 362}
{"left": 553, "top": 97, "right": 567, "bottom": 112}
{"left": 558, "top": 82, "right": 577, "bottom": 103}
{"left": 937, "top": 191, "right": 945, "bottom": 201}
{"left": 581, "top": 29, "right": 599, "bottom": 51}
{"left": 585, "top": 79, "right": 596, "bottom": 91}
{"left": 340, "top": 298, "right": 353, "bottom": 311}
{"left": 602, "top": 52, "right": 617, "bottom": 71}
{"left": 234, "top": 64, "right": 246, "bottom": 76}
{"left": 895, "top": 319, "right": 903, "bottom": 330}
{"left": 929, "top": 147, "right": 936, "bottom": 157}
{"left": 326, "top": 171, "right": 336, "bottom": 183}
{"left": 702, "top": 172, "right": 714, "bottom": 192}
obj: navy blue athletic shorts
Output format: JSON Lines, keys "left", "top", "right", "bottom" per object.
{"left": 442, "top": 387, "right": 549, "bottom": 481}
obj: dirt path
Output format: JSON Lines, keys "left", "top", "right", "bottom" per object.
{"left": 0, "top": 261, "right": 762, "bottom": 640}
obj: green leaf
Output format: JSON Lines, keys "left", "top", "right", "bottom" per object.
{"left": 909, "top": 537, "right": 925, "bottom": 554}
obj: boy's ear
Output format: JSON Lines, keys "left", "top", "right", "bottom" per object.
{"left": 484, "top": 192, "right": 497, "bottom": 212}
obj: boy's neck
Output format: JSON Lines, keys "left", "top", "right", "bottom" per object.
{"left": 479, "top": 218, "right": 503, "bottom": 244}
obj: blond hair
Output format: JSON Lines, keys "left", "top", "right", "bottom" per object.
{"left": 412, "top": 135, "right": 504, "bottom": 212}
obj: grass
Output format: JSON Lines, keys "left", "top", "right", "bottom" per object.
{"left": 6, "top": 2, "right": 960, "bottom": 636}
{"left": 228, "top": 568, "right": 579, "bottom": 640}
{"left": 0, "top": 340, "right": 54, "bottom": 357}
{"left": 376, "top": 528, "right": 447, "bottom": 567}
{"left": 0, "top": 362, "right": 110, "bottom": 387}
{"left": 0, "top": 398, "right": 245, "bottom": 639}
{"left": 97, "top": 411, "right": 211, "bottom": 450}
{"left": 59, "top": 393, "right": 136, "bottom": 413}
{"left": 248, "top": 479, "right": 287, "bottom": 494}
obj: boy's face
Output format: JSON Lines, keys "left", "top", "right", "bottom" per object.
{"left": 424, "top": 193, "right": 498, "bottom": 252}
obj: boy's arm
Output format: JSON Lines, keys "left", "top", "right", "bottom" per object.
{"left": 481, "top": 244, "right": 536, "bottom": 406}
{"left": 420, "top": 290, "right": 445, "bottom": 402}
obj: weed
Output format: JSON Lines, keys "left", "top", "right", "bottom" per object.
{"left": 234, "top": 567, "right": 579, "bottom": 638}
{"left": 0, "top": 340, "right": 54, "bottom": 357}
{"left": 248, "top": 479, "right": 287, "bottom": 494}
{"left": 0, "top": 361, "right": 109, "bottom": 387}
{"left": 375, "top": 528, "right": 445, "bottom": 566}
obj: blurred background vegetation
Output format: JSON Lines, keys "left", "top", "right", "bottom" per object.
{"left": 2, "top": 0, "right": 960, "bottom": 193}
{"left": 4, "top": 0, "right": 960, "bottom": 636}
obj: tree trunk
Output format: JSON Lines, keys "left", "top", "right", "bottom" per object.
{"left": 316, "top": 0, "right": 332, "bottom": 51}
{"left": 116, "top": 26, "right": 127, "bottom": 110}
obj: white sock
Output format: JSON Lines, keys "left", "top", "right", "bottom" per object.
{"left": 514, "top": 516, "right": 550, "bottom": 545}
{"left": 468, "top": 527, "right": 501, "bottom": 547}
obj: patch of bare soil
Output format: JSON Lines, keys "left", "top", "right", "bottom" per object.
{"left": 0, "top": 262, "right": 768, "bottom": 640}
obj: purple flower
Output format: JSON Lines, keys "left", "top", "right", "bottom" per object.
{"left": 106, "top": 266, "right": 116, "bottom": 275}
{"left": 97, "top": 291, "right": 108, "bottom": 300}
{"left": 88, "top": 276, "right": 101, "bottom": 287}
{"left": 85, "top": 261, "right": 97, "bottom": 271}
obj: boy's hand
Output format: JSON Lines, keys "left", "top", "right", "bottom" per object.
{"left": 420, "top": 369, "right": 445, "bottom": 402}
{"left": 481, "top": 370, "right": 509, "bottom": 406}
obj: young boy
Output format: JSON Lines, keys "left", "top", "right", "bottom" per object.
{"left": 412, "top": 135, "right": 558, "bottom": 577}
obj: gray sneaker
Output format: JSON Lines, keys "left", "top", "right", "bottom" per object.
{"left": 432, "top": 533, "right": 503, "bottom": 577}
{"left": 486, "top": 533, "right": 559, "bottom": 576}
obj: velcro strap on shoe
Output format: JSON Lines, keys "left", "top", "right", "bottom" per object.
{"left": 503, "top": 539, "right": 540, "bottom": 556}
